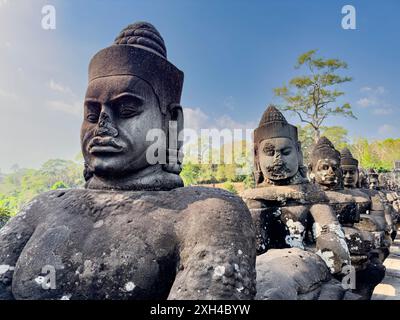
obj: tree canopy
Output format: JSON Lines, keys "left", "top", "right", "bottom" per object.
{"left": 274, "top": 50, "right": 356, "bottom": 142}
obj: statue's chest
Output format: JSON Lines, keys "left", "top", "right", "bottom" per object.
{"left": 12, "top": 210, "right": 178, "bottom": 300}
{"left": 325, "top": 191, "right": 359, "bottom": 225}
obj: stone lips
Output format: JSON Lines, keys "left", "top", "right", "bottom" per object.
{"left": 88, "top": 45, "right": 183, "bottom": 114}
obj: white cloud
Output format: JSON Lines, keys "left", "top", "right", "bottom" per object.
{"left": 0, "top": 0, "right": 8, "bottom": 8}
{"left": 223, "top": 96, "right": 235, "bottom": 111}
{"left": 0, "top": 88, "right": 17, "bottom": 101}
{"left": 183, "top": 107, "right": 209, "bottom": 131}
{"left": 214, "top": 115, "right": 257, "bottom": 130}
{"left": 360, "top": 86, "right": 372, "bottom": 93}
{"left": 357, "top": 97, "right": 375, "bottom": 108}
{"left": 46, "top": 100, "right": 82, "bottom": 116}
{"left": 373, "top": 108, "right": 393, "bottom": 115}
{"left": 183, "top": 107, "right": 256, "bottom": 131}
{"left": 357, "top": 86, "right": 395, "bottom": 115}
{"left": 378, "top": 124, "right": 398, "bottom": 137}
{"left": 48, "top": 79, "right": 74, "bottom": 96}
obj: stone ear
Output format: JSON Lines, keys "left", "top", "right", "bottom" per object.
{"left": 307, "top": 162, "right": 317, "bottom": 183}
{"left": 163, "top": 103, "right": 183, "bottom": 174}
{"left": 253, "top": 147, "right": 264, "bottom": 185}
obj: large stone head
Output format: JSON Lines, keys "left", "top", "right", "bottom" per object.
{"left": 340, "top": 148, "right": 359, "bottom": 189}
{"left": 81, "top": 22, "right": 184, "bottom": 184}
{"left": 309, "top": 137, "right": 342, "bottom": 190}
{"left": 253, "top": 105, "right": 306, "bottom": 186}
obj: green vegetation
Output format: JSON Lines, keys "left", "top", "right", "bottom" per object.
{"left": 275, "top": 50, "right": 356, "bottom": 142}
{"left": 0, "top": 137, "right": 398, "bottom": 224}
{"left": 0, "top": 157, "right": 84, "bottom": 217}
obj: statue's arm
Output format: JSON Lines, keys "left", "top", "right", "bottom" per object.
{"left": 168, "top": 194, "right": 256, "bottom": 300}
{"left": 0, "top": 200, "right": 38, "bottom": 299}
{"left": 309, "top": 204, "right": 351, "bottom": 274}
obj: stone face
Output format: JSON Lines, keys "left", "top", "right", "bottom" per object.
{"left": 309, "top": 137, "right": 388, "bottom": 299}
{"left": 242, "top": 109, "right": 350, "bottom": 277}
{"left": 0, "top": 21, "right": 257, "bottom": 300}
{"left": 81, "top": 21, "right": 184, "bottom": 191}
{"left": 309, "top": 137, "right": 342, "bottom": 191}
{"left": 340, "top": 148, "right": 359, "bottom": 189}
{"left": 0, "top": 187, "right": 256, "bottom": 300}
{"left": 241, "top": 107, "right": 351, "bottom": 300}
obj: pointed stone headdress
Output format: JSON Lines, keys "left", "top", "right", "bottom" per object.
{"left": 253, "top": 105, "right": 306, "bottom": 185}
{"left": 254, "top": 105, "right": 299, "bottom": 145}
{"left": 310, "top": 136, "right": 341, "bottom": 164}
{"left": 88, "top": 21, "right": 184, "bottom": 114}
{"left": 340, "top": 148, "right": 358, "bottom": 166}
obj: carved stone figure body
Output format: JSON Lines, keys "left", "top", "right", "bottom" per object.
{"left": 241, "top": 106, "right": 351, "bottom": 300}
{"left": 0, "top": 22, "right": 256, "bottom": 300}
{"left": 309, "top": 141, "right": 384, "bottom": 299}
{"left": 353, "top": 169, "right": 394, "bottom": 261}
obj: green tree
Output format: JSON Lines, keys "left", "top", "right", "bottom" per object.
{"left": 321, "top": 126, "right": 349, "bottom": 151}
{"left": 222, "top": 181, "right": 237, "bottom": 194}
{"left": 0, "top": 206, "right": 12, "bottom": 229}
{"left": 51, "top": 181, "right": 68, "bottom": 190}
{"left": 298, "top": 124, "right": 349, "bottom": 164}
{"left": 274, "top": 50, "right": 356, "bottom": 142}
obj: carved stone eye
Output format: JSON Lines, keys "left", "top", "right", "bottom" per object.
{"left": 115, "top": 96, "right": 143, "bottom": 118}
{"left": 87, "top": 113, "right": 99, "bottom": 123}
{"left": 263, "top": 148, "right": 274, "bottom": 156}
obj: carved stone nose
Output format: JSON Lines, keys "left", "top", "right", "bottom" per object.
{"left": 95, "top": 112, "right": 118, "bottom": 137}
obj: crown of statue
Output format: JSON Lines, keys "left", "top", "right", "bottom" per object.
{"left": 340, "top": 148, "right": 358, "bottom": 166}
{"left": 368, "top": 168, "right": 378, "bottom": 178}
{"left": 88, "top": 21, "right": 183, "bottom": 113}
{"left": 311, "top": 136, "right": 340, "bottom": 163}
{"left": 254, "top": 105, "right": 298, "bottom": 145}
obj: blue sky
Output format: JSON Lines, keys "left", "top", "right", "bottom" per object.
{"left": 0, "top": 0, "right": 399, "bottom": 171}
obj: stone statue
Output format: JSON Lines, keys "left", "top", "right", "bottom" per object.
{"left": 0, "top": 22, "right": 256, "bottom": 300}
{"left": 355, "top": 168, "right": 394, "bottom": 260}
{"left": 241, "top": 106, "right": 352, "bottom": 300}
{"left": 309, "top": 140, "right": 384, "bottom": 299}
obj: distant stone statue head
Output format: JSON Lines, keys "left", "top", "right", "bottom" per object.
{"left": 367, "top": 168, "right": 380, "bottom": 190}
{"left": 340, "top": 148, "right": 359, "bottom": 189}
{"left": 253, "top": 105, "right": 307, "bottom": 186}
{"left": 81, "top": 22, "right": 184, "bottom": 190}
{"left": 309, "top": 137, "right": 342, "bottom": 190}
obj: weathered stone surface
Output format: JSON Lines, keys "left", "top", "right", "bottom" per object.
{"left": 0, "top": 21, "right": 258, "bottom": 300}
{"left": 0, "top": 187, "right": 256, "bottom": 300}
{"left": 324, "top": 190, "right": 359, "bottom": 224}
{"left": 241, "top": 183, "right": 327, "bottom": 206}
{"left": 241, "top": 107, "right": 351, "bottom": 301}
{"left": 255, "top": 248, "right": 353, "bottom": 300}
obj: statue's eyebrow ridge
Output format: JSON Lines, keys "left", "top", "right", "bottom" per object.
{"left": 109, "top": 92, "right": 145, "bottom": 103}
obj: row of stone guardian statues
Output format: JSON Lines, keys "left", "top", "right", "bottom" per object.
{"left": 0, "top": 21, "right": 398, "bottom": 300}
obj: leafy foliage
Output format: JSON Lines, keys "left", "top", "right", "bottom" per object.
{"left": 0, "top": 156, "right": 84, "bottom": 217}
{"left": 275, "top": 50, "right": 355, "bottom": 141}
{"left": 351, "top": 138, "right": 400, "bottom": 171}
{"left": 298, "top": 124, "right": 349, "bottom": 164}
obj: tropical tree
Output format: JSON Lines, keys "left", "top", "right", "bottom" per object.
{"left": 275, "top": 50, "right": 356, "bottom": 142}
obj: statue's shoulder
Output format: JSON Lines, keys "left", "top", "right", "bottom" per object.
{"left": 171, "top": 186, "right": 251, "bottom": 220}
{"left": 4, "top": 189, "right": 80, "bottom": 229}
{"left": 240, "top": 183, "right": 327, "bottom": 206}
{"left": 173, "top": 186, "right": 247, "bottom": 207}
